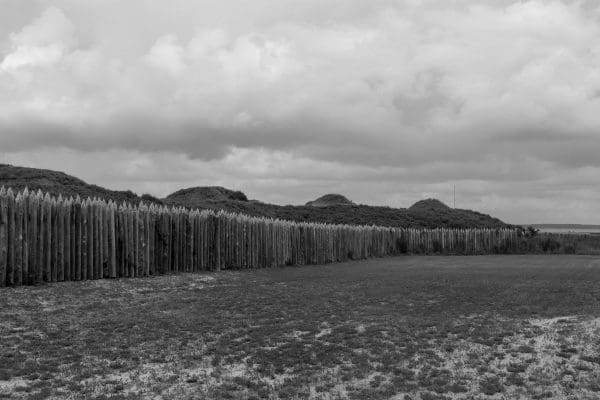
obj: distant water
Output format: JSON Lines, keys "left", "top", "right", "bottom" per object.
{"left": 537, "top": 228, "right": 600, "bottom": 235}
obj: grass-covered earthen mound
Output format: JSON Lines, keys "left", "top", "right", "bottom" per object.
{"left": 163, "top": 196, "right": 508, "bottom": 228}
{"left": 0, "top": 163, "right": 509, "bottom": 228}
{"left": 409, "top": 198, "right": 451, "bottom": 212}
{"left": 404, "top": 198, "right": 507, "bottom": 229}
{"left": 165, "top": 186, "right": 248, "bottom": 207}
{"left": 306, "top": 194, "right": 354, "bottom": 207}
{"left": 165, "top": 190, "right": 508, "bottom": 228}
{"left": 0, "top": 164, "right": 145, "bottom": 204}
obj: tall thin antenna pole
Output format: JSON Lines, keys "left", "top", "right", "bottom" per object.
{"left": 453, "top": 185, "right": 456, "bottom": 209}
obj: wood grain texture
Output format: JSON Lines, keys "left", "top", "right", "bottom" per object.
{"left": 0, "top": 187, "right": 523, "bottom": 286}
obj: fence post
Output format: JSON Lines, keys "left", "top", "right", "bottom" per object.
{"left": 28, "top": 190, "right": 38, "bottom": 284}
{"left": 50, "top": 198, "right": 57, "bottom": 283}
{"left": 65, "top": 198, "right": 72, "bottom": 281}
{"left": 22, "top": 189, "right": 31, "bottom": 285}
{"left": 81, "top": 198, "right": 88, "bottom": 280}
{"left": 36, "top": 191, "right": 45, "bottom": 283}
{"left": 101, "top": 200, "right": 107, "bottom": 278}
{"left": 85, "top": 198, "right": 93, "bottom": 279}
{"left": 14, "top": 193, "right": 24, "bottom": 286}
{"left": 72, "top": 196, "right": 79, "bottom": 280}
{"left": 0, "top": 188, "right": 7, "bottom": 286}
{"left": 108, "top": 202, "right": 117, "bottom": 278}
{"left": 93, "top": 199, "right": 100, "bottom": 279}
{"left": 118, "top": 203, "right": 126, "bottom": 277}
{"left": 215, "top": 212, "right": 221, "bottom": 271}
{"left": 5, "top": 190, "right": 14, "bottom": 285}
{"left": 35, "top": 191, "right": 44, "bottom": 284}
{"left": 128, "top": 205, "right": 135, "bottom": 278}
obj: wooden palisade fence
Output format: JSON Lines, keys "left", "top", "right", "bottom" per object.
{"left": 0, "top": 187, "right": 519, "bottom": 287}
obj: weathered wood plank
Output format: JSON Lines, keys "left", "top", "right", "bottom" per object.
{"left": 6, "top": 190, "right": 16, "bottom": 286}
{"left": 137, "top": 206, "right": 145, "bottom": 277}
{"left": 22, "top": 191, "right": 29, "bottom": 285}
{"left": 101, "top": 202, "right": 110, "bottom": 278}
{"left": 74, "top": 198, "right": 82, "bottom": 281}
{"left": 87, "top": 199, "right": 94, "bottom": 280}
{"left": 109, "top": 203, "right": 117, "bottom": 278}
{"left": 0, "top": 189, "right": 7, "bottom": 286}
{"left": 71, "top": 199, "right": 78, "bottom": 280}
{"left": 64, "top": 199, "right": 71, "bottom": 281}
{"left": 14, "top": 193, "right": 23, "bottom": 286}
{"left": 118, "top": 205, "right": 125, "bottom": 278}
{"left": 50, "top": 199, "right": 57, "bottom": 283}
{"left": 36, "top": 192, "right": 44, "bottom": 284}
{"left": 28, "top": 191, "right": 38, "bottom": 284}
{"left": 128, "top": 206, "right": 135, "bottom": 278}
{"left": 81, "top": 200, "right": 88, "bottom": 281}
{"left": 94, "top": 201, "right": 101, "bottom": 279}
{"left": 57, "top": 197, "right": 65, "bottom": 281}
{"left": 144, "top": 208, "right": 150, "bottom": 276}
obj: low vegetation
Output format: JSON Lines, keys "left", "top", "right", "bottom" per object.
{"left": 0, "top": 164, "right": 509, "bottom": 229}
{"left": 164, "top": 194, "right": 508, "bottom": 229}
{"left": 518, "top": 229, "right": 600, "bottom": 255}
{"left": 0, "top": 164, "right": 143, "bottom": 206}
{"left": 305, "top": 194, "right": 354, "bottom": 207}
{"left": 1, "top": 255, "right": 600, "bottom": 399}
{"left": 166, "top": 187, "right": 248, "bottom": 203}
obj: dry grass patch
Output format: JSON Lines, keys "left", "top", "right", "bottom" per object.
{"left": 1, "top": 255, "right": 600, "bottom": 399}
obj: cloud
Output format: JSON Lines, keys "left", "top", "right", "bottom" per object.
{"left": 1, "top": 0, "right": 600, "bottom": 223}
{"left": 1, "top": 6, "right": 75, "bottom": 70}
{"left": 144, "top": 34, "right": 186, "bottom": 75}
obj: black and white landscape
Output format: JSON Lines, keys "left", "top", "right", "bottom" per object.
{"left": 1, "top": 1, "right": 600, "bottom": 399}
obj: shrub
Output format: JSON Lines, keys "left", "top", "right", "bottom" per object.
{"left": 230, "top": 190, "right": 248, "bottom": 201}
{"left": 480, "top": 375, "right": 503, "bottom": 395}
{"left": 396, "top": 237, "right": 408, "bottom": 253}
{"left": 525, "top": 226, "right": 540, "bottom": 238}
{"left": 141, "top": 193, "right": 163, "bottom": 204}
{"left": 540, "top": 237, "right": 561, "bottom": 253}
{"left": 564, "top": 243, "right": 578, "bottom": 254}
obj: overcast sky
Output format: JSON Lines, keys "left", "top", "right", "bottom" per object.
{"left": 1, "top": 0, "right": 599, "bottom": 224}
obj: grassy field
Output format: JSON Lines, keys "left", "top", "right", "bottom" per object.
{"left": 1, "top": 256, "right": 600, "bottom": 399}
